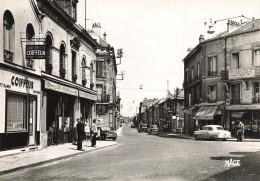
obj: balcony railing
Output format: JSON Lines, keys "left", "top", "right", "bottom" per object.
{"left": 253, "top": 97, "right": 260, "bottom": 103}
{"left": 221, "top": 70, "right": 229, "bottom": 80}
{"left": 4, "top": 49, "right": 14, "bottom": 63}
{"left": 230, "top": 98, "right": 241, "bottom": 104}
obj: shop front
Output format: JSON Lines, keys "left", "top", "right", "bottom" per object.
{"left": 195, "top": 105, "right": 222, "bottom": 130}
{"left": 226, "top": 105, "right": 260, "bottom": 138}
{"left": 0, "top": 70, "right": 41, "bottom": 151}
{"left": 44, "top": 79, "right": 78, "bottom": 146}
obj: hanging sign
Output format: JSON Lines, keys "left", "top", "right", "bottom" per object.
{"left": 26, "top": 45, "right": 46, "bottom": 59}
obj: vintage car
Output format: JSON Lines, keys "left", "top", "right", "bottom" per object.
{"left": 100, "top": 126, "right": 117, "bottom": 140}
{"left": 194, "top": 125, "right": 231, "bottom": 141}
{"left": 147, "top": 125, "right": 159, "bottom": 135}
{"left": 138, "top": 123, "right": 148, "bottom": 133}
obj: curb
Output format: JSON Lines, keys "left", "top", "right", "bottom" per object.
{"left": 0, "top": 142, "right": 118, "bottom": 176}
{"left": 158, "top": 134, "right": 194, "bottom": 140}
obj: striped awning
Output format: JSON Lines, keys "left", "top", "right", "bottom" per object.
{"left": 195, "top": 106, "right": 218, "bottom": 120}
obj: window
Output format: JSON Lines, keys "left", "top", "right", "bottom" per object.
{"left": 90, "top": 63, "right": 94, "bottom": 89}
{"left": 82, "top": 58, "right": 86, "bottom": 86}
{"left": 97, "top": 86, "right": 103, "bottom": 102}
{"left": 191, "top": 66, "right": 194, "bottom": 80}
{"left": 197, "top": 85, "right": 200, "bottom": 103}
{"left": 208, "top": 85, "right": 216, "bottom": 103}
{"left": 208, "top": 56, "right": 217, "bottom": 76}
{"left": 231, "top": 53, "right": 239, "bottom": 69}
{"left": 197, "top": 63, "right": 200, "bottom": 77}
{"left": 45, "top": 34, "right": 53, "bottom": 73}
{"left": 72, "top": 50, "right": 77, "bottom": 82}
{"left": 254, "top": 82, "right": 260, "bottom": 103}
{"left": 72, "top": 1, "right": 77, "bottom": 20}
{"left": 96, "top": 61, "right": 106, "bottom": 78}
{"left": 7, "top": 92, "right": 27, "bottom": 132}
{"left": 3, "top": 10, "right": 15, "bottom": 63}
{"left": 26, "top": 24, "right": 35, "bottom": 69}
{"left": 254, "top": 50, "right": 260, "bottom": 66}
{"left": 231, "top": 83, "right": 240, "bottom": 104}
{"left": 60, "top": 44, "right": 66, "bottom": 78}
{"left": 185, "top": 68, "right": 189, "bottom": 82}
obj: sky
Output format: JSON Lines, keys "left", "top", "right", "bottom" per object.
{"left": 77, "top": 0, "right": 260, "bottom": 117}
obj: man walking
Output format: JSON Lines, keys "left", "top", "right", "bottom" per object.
{"left": 77, "top": 118, "right": 85, "bottom": 151}
{"left": 91, "top": 119, "right": 97, "bottom": 147}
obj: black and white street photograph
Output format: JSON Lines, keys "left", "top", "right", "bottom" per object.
{"left": 0, "top": 0, "right": 260, "bottom": 180}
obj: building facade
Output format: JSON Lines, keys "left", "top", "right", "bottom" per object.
{"left": 0, "top": 0, "right": 43, "bottom": 150}
{"left": 36, "top": 0, "right": 98, "bottom": 147}
{"left": 88, "top": 23, "right": 119, "bottom": 130}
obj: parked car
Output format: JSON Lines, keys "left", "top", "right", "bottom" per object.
{"left": 148, "top": 125, "right": 159, "bottom": 135}
{"left": 138, "top": 123, "right": 148, "bottom": 133}
{"left": 194, "top": 125, "right": 231, "bottom": 141}
{"left": 100, "top": 126, "right": 117, "bottom": 140}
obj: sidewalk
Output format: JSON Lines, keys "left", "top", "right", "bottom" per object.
{"left": 158, "top": 132, "right": 260, "bottom": 142}
{"left": 0, "top": 140, "right": 117, "bottom": 176}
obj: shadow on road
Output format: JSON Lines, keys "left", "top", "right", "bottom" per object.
{"left": 202, "top": 151, "right": 260, "bottom": 181}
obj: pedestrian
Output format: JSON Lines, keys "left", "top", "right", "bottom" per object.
{"left": 77, "top": 118, "right": 85, "bottom": 151}
{"left": 91, "top": 119, "right": 97, "bottom": 147}
{"left": 237, "top": 121, "right": 245, "bottom": 142}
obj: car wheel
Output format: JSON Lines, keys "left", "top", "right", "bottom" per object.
{"left": 209, "top": 137, "right": 215, "bottom": 141}
{"left": 222, "top": 138, "right": 227, "bottom": 141}
{"left": 112, "top": 137, "right": 116, "bottom": 140}
{"left": 195, "top": 135, "right": 198, "bottom": 140}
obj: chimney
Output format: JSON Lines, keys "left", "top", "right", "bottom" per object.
{"left": 187, "top": 47, "right": 193, "bottom": 54}
{"left": 103, "top": 32, "right": 107, "bottom": 41}
{"left": 199, "top": 34, "right": 205, "bottom": 43}
{"left": 92, "top": 22, "right": 101, "bottom": 37}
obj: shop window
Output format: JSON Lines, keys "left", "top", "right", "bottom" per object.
{"left": 59, "top": 43, "right": 66, "bottom": 79}
{"left": 254, "top": 50, "right": 260, "bottom": 66}
{"left": 208, "top": 85, "right": 216, "bottom": 103}
{"left": 45, "top": 34, "right": 53, "bottom": 73}
{"left": 231, "top": 53, "right": 239, "bottom": 69}
{"left": 3, "top": 10, "right": 15, "bottom": 63}
{"left": 72, "top": 50, "right": 77, "bottom": 82}
{"left": 231, "top": 83, "right": 240, "bottom": 104}
{"left": 6, "top": 92, "right": 27, "bottom": 132}
{"left": 253, "top": 112, "right": 258, "bottom": 134}
{"left": 254, "top": 82, "right": 260, "bottom": 103}
{"left": 208, "top": 56, "right": 217, "bottom": 76}
{"left": 26, "top": 23, "right": 35, "bottom": 69}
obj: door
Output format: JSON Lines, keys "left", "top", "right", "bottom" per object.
{"left": 29, "top": 97, "right": 37, "bottom": 145}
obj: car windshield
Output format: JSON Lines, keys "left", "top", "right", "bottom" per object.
{"left": 216, "top": 127, "right": 224, "bottom": 130}
{"left": 202, "top": 127, "right": 208, "bottom": 130}
{"left": 101, "top": 127, "right": 111, "bottom": 131}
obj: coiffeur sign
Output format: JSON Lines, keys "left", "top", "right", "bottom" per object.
{"left": 26, "top": 45, "right": 46, "bottom": 59}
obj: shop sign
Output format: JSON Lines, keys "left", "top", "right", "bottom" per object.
{"left": 79, "top": 90, "right": 97, "bottom": 101}
{"left": 226, "top": 104, "right": 260, "bottom": 110}
{"left": 44, "top": 80, "right": 78, "bottom": 96}
{"left": 11, "top": 76, "right": 34, "bottom": 89}
{"left": 0, "top": 83, "right": 11, "bottom": 88}
{"left": 26, "top": 45, "right": 46, "bottom": 59}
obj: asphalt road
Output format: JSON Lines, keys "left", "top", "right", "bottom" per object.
{"left": 1, "top": 125, "right": 260, "bottom": 181}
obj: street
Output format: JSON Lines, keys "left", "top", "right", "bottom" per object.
{"left": 1, "top": 125, "right": 260, "bottom": 181}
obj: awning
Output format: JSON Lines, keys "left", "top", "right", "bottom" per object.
{"left": 231, "top": 112, "right": 244, "bottom": 118}
{"left": 183, "top": 107, "right": 196, "bottom": 114}
{"left": 195, "top": 106, "right": 218, "bottom": 120}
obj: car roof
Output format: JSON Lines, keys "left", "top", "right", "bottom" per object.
{"left": 203, "top": 125, "right": 223, "bottom": 128}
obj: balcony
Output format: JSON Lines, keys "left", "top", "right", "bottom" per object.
{"left": 4, "top": 49, "right": 14, "bottom": 63}
{"left": 230, "top": 98, "right": 241, "bottom": 104}
{"left": 228, "top": 66, "right": 260, "bottom": 80}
